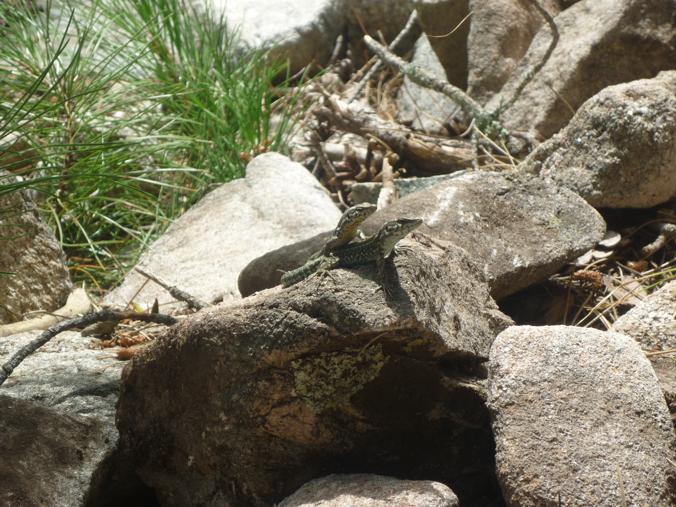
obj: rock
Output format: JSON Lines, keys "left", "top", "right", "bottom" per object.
{"left": 612, "top": 280, "right": 676, "bottom": 418}
{"left": 488, "top": 325, "right": 675, "bottom": 507}
{"left": 0, "top": 330, "right": 124, "bottom": 425}
{"left": 105, "top": 153, "right": 340, "bottom": 310}
{"left": 0, "top": 395, "right": 113, "bottom": 507}
{"left": 206, "top": 0, "right": 416, "bottom": 73}
{"left": 522, "top": 71, "right": 676, "bottom": 208}
{"left": 239, "top": 171, "right": 606, "bottom": 300}
{"left": 466, "top": 0, "right": 561, "bottom": 104}
{"left": 348, "top": 173, "right": 463, "bottom": 205}
{"left": 413, "top": 0, "right": 470, "bottom": 89}
{"left": 279, "top": 474, "right": 459, "bottom": 507}
{"left": 486, "top": 0, "right": 676, "bottom": 140}
{"left": 0, "top": 173, "right": 72, "bottom": 324}
{"left": 396, "top": 34, "right": 459, "bottom": 134}
{"left": 117, "top": 239, "right": 512, "bottom": 506}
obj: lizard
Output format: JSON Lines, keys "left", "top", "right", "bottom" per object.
{"left": 309, "top": 202, "right": 377, "bottom": 259}
{"left": 280, "top": 203, "right": 376, "bottom": 288}
{"left": 281, "top": 217, "right": 423, "bottom": 290}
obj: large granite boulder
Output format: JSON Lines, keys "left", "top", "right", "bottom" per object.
{"left": 239, "top": 171, "right": 605, "bottom": 300}
{"left": 522, "top": 71, "right": 676, "bottom": 208}
{"left": 488, "top": 325, "right": 675, "bottom": 506}
{"left": 486, "top": 0, "right": 676, "bottom": 140}
{"left": 117, "top": 238, "right": 512, "bottom": 506}
{"left": 105, "top": 153, "right": 341, "bottom": 310}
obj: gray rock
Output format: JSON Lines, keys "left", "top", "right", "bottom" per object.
{"left": 522, "top": 71, "right": 676, "bottom": 208}
{"left": 0, "top": 173, "right": 72, "bottom": 324}
{"left": 413, "top": 0, "right": 470, "bottom": 90}
{"left": 117, "top": 239, "right": 512, "bottom": 506}
{"left": 612, "top": 280, "right": 676, "bottom": 418}
{"left": 348, "top": 173, "right": 463, "bottom": 205}
{"left": 279, "top": 474, "right": 459, "bottom": 507}
{"left": 207, "top": 0, "right": 415, "bottom": 72}
{"left": 486, "top": 0, "right": 676, "bottom": 140}
{"left": 396, "top": 34, "right": 459, "bottom": 134}
{"left": 0, "top": 395, "right": 113, "bottom": 507}
{"left": 0, "top": 330, "right": 124, "bottom": 425}
{"left": 466, "top": 0, "right": 561, "bottom": 105}
{"left": 105, "top": 153, "right": 340, "bottom": 310}
{"left": 239, "top": 171, "right": 606, "bottom": 300}
{"left": 488, "top": 325, "right": 675, "bottom": 507}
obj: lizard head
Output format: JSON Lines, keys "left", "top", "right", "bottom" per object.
{"left": 378, "top": 217, "right": 423, "bottom": 257}
{"left": 338, "top": 203, "right": 378, "bottom": 227}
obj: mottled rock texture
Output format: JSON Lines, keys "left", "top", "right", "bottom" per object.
{"left": 0, "top": 174, "right": 72, "bottom": 324}
{"left": 279, "top": 474, "right": 459, "bottom": 507}
{"left": 523, "top": 71, "right": 676, "bottom": 208}
{"left": 118, "top": 239, "right": 512, "bottom": 506}
{"left": 489, "top": 325, "right": 675, "bottom": 507}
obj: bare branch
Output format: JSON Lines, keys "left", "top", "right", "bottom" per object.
{"left": 0, "top": 309, "right": 177, "bottom": 386}
{"left": 135, "top": 267, "right": 208, "bottom": 310}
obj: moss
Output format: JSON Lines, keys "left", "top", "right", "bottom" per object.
{"left": 291, "top": 344, "right": 387, "bottom": 413}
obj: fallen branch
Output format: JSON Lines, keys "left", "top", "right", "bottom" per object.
{"left": 135, "top": 267, "right": 208, "bottom": 310}
{"left": 0, "top": 309, "right": 177, "bottom": 386}
{"left": 348, "top": 10, "right": 420, "bottom": 103}
{"left": 315, "top": 95, "right": 475, "bottom": 173}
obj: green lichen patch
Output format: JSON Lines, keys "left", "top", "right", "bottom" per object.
{"left": 291, "top": 344, "right": 387, "bottom": 413}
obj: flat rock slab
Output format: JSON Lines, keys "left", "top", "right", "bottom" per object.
{"left": 105, "top": 153, "right": 340, "bottom": 310}
{"left": 523, "top": 71, "right": 676, "bottom": 208}
{"left": 0, "top": 172, "right": 72, "bottom": 324}
{"left": 0, "top": 395, "right": 112, "bottom": 507}
{"left": 612, "top": 280, "right": 676, "bottom": 418}
{"left": 488, "top": 325, "right": 675, "bottom": 507}
{"left": 279, "top": 474, "right": 459, "bottom": 507}
{"left": 486, "top": 0, "right": 676, "bottom": 140}
{"left": 117, "top": 240, "right": 512, "bottom": 506}
{"left": 240, "top": 171, "right": 605, "bottom": 300}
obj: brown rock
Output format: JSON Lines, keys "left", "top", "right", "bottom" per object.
{"left": 522, "top": 71, "right": 676, "bottom": 208}
{"left": 0, "top": 174, "right": 72, "bottom": 324}
{"left": 486, "top": 0, "right": 676, "bottom": 140}
{"left": 117, "top": 239, "right": 512, "bottom": 506}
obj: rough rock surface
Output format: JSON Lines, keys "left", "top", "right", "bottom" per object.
{"left": 239, "top": 171, "right": 605, "bottom": 300}
{"left": 486, "top": 0, "right": 676, "bottom": 140}
{"left": 612, "top": 280, "right": 676, "bottom": 418}
{"left": 105, "top": 153, "right": 340, "bottom": 309}
{"left": 488, "top": 325, "right": 675, "bottom": 507}
{"left": 466, "top": 0, "right": 561, "bottom": 104}
{"left": 0, "top": 330, "right": 124, "bottom": 425}
{"left": 0, "top": 395, "right": 113, "bottom": 507}
{"left": 0, "top": 174, "right": 72, "bottom": 324}
{"left": 117, "top": 239, "right": 512, "bottom": 506}
{"left": 348, "top": 173, "right": 462, "bottom": 205}
{"left": 207, "top": 0, "right": 415, "bottom": 72}
{"left": 522, "top": 71, "right": 676, "bottom": 208}
{"left": 397, "top": 34, "right": 459, "bottom": 134}
{"left": 413, "top": 0, "right": 470, "bottom": 89}
{"left": 279, "top": 474, "right": 459, "bottom": 507}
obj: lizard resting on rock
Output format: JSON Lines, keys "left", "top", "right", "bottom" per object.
{"left": 281, "top": 217, "right": 423, "bottom": 293}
